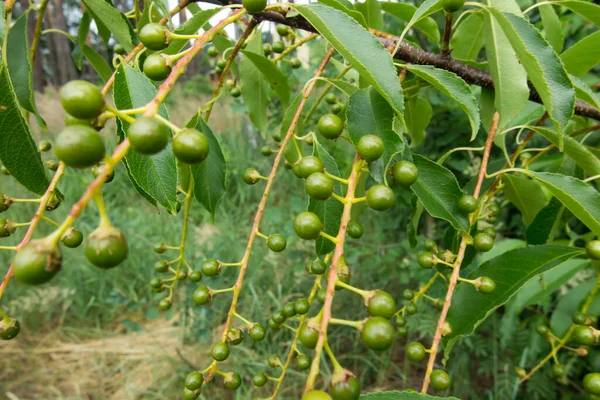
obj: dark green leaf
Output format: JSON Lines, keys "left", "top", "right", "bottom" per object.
{"left": 554, "top": 0, "right": 600, "bottom": 26}
{"left": 397, "top": 0, "right": 443, "bottom": 42}
{"left": 451, "top": 12, "right": 484, "bottom": 60}
{"left": 504, "top": 174, "right": 549, "bottom": 226}
{"left": 405, "top": 97, "right": 432, "bottom": 147}
{"left": 561, "top": 30, "right": 600, "bottom": 78}
{"left": 539, "top": 4, "right": 563, "bottom": 53}
{"left": 320, "top": 0, "right": 368, "bottom": 27}
{"left": 82, "top": 0, "right": 137, "bottom": 51}
{"left": 82, "top": 46, "right": 113, "bottom": 82}
{"left": 240, "top": 50, "right": 290, "bottom": 106}
{"left": 381, "top": 2, "right": 440, "bottom": 43}
{"left": 526, "top": 197, "right": 564, "bottom": 245}
{"left": 571, "top": 75, "right": 600, "bottom": 110}
{"left": 355, "top": 0, "right": 383, "bottom": 30}
{"left": 324, "top": 78, "right": 358, "bottom": 96}
{"left": 240, "top": 30, "right": 268, "bottom": 137}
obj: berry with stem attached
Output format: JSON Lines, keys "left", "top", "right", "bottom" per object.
{"left": 294, "top": 212, "right": 323, "bottom": 240}
{"left": 406, "top": 341, "right": 426, "bottom": 362}
{"left": 272, "top": 41, "right": 285, "bottom": 53}
{"left": 249, "top": 323, "right": 266, "bottom": 341}
{"left": 55, "top": 125, "right": 105, "bottom": 168}
{"left": 325, "top": 93, "right": 337, "bottom": 105}
{"left": 330, "top": 370, "right": 361, "bottom": 400}
{"left": 361, "top": 317, "right": 396, "bottom": 351}
{"left": 290, "top": 58, "right": 302, "bottom": 69}
{"left": 552, "top": 364, "right": 566, "bottom": 378}
{"left": 85, "top": 227, "right": 128, "bottom": 269}
{"left": 357, "top": 135, "right": 384, "bottom": 162}
{"left": 294, "top": 298, "right": 310, "bottom": 315}
{"left": 476, "top": 276, "right": 496, "bottom": 294}
{"left": 224, "top": 372, "right": 241, "bottom": 390}
{"left": 243, "top": 168, "right": 261, "bottom": 185}
{"left": 201, "top": 259, "right": 221, "bottom": 277}
{"left": 230, "top": 87, "right": 241, "bottom": 98}
{"left": 189, "top": 271, "right": 202, "bottom": 282}
{"left": 60, "top": 80, "right": 105, "bottom": 119}
{"left": 0, "top": 317, "right": 20, "bottom": 340}
{"left": 139, "top": 23, "right": 168, "bottom": 50}
{"left": 366, "top": 184, "right": 395, "bottom": 211}
{"left": 392, "top": 161, "right": 418, "bottom": 186}
{"left": 143, "top": 54, "right": 172, "bottom": 81}
{"left": 418, "top": 251, "right": 434, "bottom": 269}
{"left": 12, "top": 239, "right": 62, "bottom": 285}
{"left": 430, "top": 370, "right": 451, "bottom": 390}
{"left": 192, "top": 285, "right": 211, "bottom": 305}
{"left": 367, "top": 290, "right": 396, "bottom": 319}
{"left": 158, "top": 298, "right": 171, "bottom": 310}
{"left": 207, "top": 46, "right": 218, "bottom": 57}
{"left": 306, "top": 172, "right": 334, "bottom": 200}
{"left": 128, "top": 117, "right": 170, "bottom": 155}
{"left": 61, "top": 227, "right": 83, "bottom": 248}
{"left": 458, "top": 195, "right": 478, "bottom": 214}
{"left": 296, "top": 354, "right": 311, "bottom": 370}
{"left": 253, "top": 373, "right": 268, "bottom": 387}
{"left": 211, "top": 342, "right": 230, "bottom": 361}
{"left": 267, "top": 234, "right": 287, "bottom": 252}
{"left": 92, "top": 162, "right": 115, "bottom": 183}
{"left": 185, "top": 371, "right": 203, "bottom": 391}
{"left": 298, "top": 156, "right": 324, "bottom": 178}
{"left": 572, "top": 312, "right": 588, "bottom": 325}
{"left": 573, "top": 325, "right": 597, "bottom": 346}
{"left": 310, "top": 258, "right": 327, "bottom": 275}
{"left": 243, "top": 0, "right": 267, "bottom": 13}
{"left": 347, "top": 220, "right": 363, "bottom": 239}
{"left": 473, "top": 233, "right": 494, "bottom": 252}
{"left": 172, "top": 129, "right": 209, "bottom": 164}
{"left": 318, "top": 114, "right": 343, "bottom": 139}
{"left": 299, "top": 322, "right": 319, "bottom": 349}
{"left": 276, "top": 24, "right": 290, "bottom": 36}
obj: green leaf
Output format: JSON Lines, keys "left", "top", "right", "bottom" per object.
{"left": 0, "top": 6, "right": 6, "bottom": 47}
{"left": 488, "top": 9, "right": 575, "bottom": 135}
{"left": 355, "top": 0, "right": 383, "bottom": 30}
{"left": 282, "top": 95, "right": 302, "bottom": 165}
{"left": 554, "top": 0, "right": 600, "bottom": 26}
{"left": 397, "top": 0, "right": 443, "bottom": 43}
{"left": 163, "top": 9, "right": 218, "bottom": 55}
{"left": 82, "top": 45, "right": 113, "bottom": 82}
{"left": 404, "top": 65, "right": 480, "bottom": 140}
{"left": 360, "top": 391, "right": 458, "bottom": 399}
{"left": 0, "top": 65, "right": 49, "bottom": 195}
{"left": 82, "top": 0, "right": 137, "bottom": 52}
{"left": 187, "top": 115, "right": 226, "bottom": 218}
{"left": 446, "top": 245, "right": 584, "bottom": 339}
{"left": 410, "top": 155, "right": 470, "bottom": 232}
{"left": 561, "top": 30, "right": 600, "bottom": 78}
{"left": 113, "top": 64, "right": 178, "bottom": 212}
{"left": 6, "top": 12, "right": 45, "bottom": 129}
{"left": 240, "top": 50, "right": 290, "bottom": 106}
{"left": 405, "top": 97, "right": 432, "bottom": 147}
{"left": 240, "top": 30, "right": 269, "bottom": 137}
{"left": 346, "top": 88, "right": 405, "bottom": 175}
{"left": 408, "top": 196, "right": 423, "bottom": 249}
{"left": 526, "top": 197, "right": 565, "bottom": 245}
{"left": 571, "top": 75, "right": 600, "bottom": 110}
{"left": 529, "top": 172, "right": 600, "bottom": 237}
{"left": 551, "top": 278, "right": 600, "bottom": 336}
{"left": 381, "top": 2, "right": 440, "bottom": 43}
{"left": 212, "top": 34, "right": 239, "bottom": 77}
{"left": 450, "top": 12, "right": 485, "bottom": 60}
{"left": 319, "top": 0, "right": 368, "bottom": 27}
{"left": 324, "top": 79, "right": 358, "bottom": 96}
{"left": 504, "top": 174, "right": 549, "bottom": 226}
{"left": 482, "top": 8, "right": 529, "bottom": 129}
{"left": 294, "top": 4, "right": 404, "bottom": 117}
{"left": 539, "top": 4, "right": 563, "bottom": 53}
{"left": 72, "top": 11, "right": 92, "bottom": 69}
{"left": 308, "top": 142, "right": 344, "bottom": 255}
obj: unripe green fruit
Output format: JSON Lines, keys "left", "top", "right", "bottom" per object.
{"left": 0, "top": 218, "right": 16, "bottom": 237}
{"left": 458, "top": 195, "right": 478, "bottom": 213}
{"left": 417, "top": 251, "right": 434, "bottom": 269}
{"left": 185, "top": 371, "right": 203, "bottom": 391}
{"left": 406, "top": 303, "right": 418, "bottom": 315}
{"left": 367, "top": 290, "right": 396, "bottom": 319}
{"left": 366, "top": 184, "right": 395, "bottom": 211}
{"left": 268, "top": 317, "right": 280, "bottom": 330}
{"left": 64, "top": 112, "right": 93, "bottom": 126}
{"left": 172, "top": 129, "right": 209, "bottom": 164}
{"left": 189, "top": 271, "right": 202, "bottom": 282}
{"left": 46, "top": 160, "right": 59, "bottom": 171}
{"left": 153, "top": 242, "right": 167, "bottom": 254}
{"left": 127, "top": 117, "right": 170, "bottom": 155}
{"left": 331, "top": 103, "right": 344, "bottom": 114}
{"left": 298, "top": 156, "right": 324, "bottom": 178}
{"left": 430, "top": 370, "right": 451, "bottom": 390}
{"left": 290, "top": 58, "right": 301, "bottom": 69}
{"left": 92, "top": 162, "right": 115, "bottom": 183}
{"left": 201, "top": 259, "right": 221, "bottom": 277}
{"left": 0, "top": 193, "right": 10, "bottom": 213}
{"left": 182, "top": 387, "right": 199, "bottom": 400}
{"left": 243, "top": 0, "right": 267, "bottom": 13}
{"left": 488, "top": 203, "right": 500, "bottom": 215}
{"left": 573, "top": 312, "right": 588, "bottom": 325}
{"left": 243, "top": 168, "right": 261, "bottom": 185}
{"left": 346, "top": 220, "right": 363, "bottom": 239}
{"left": 473, "top": 232, "right": 494, "bottom": 252}
{"left": 302, "top": 391, "right": 332, "bottom": 400}
{"left": 296, "top": 354, "right": 311, "bottom": 370}
{"left": 193, "top": 285, "right": 211, "bottom": 305}
{"left": 283, "top": 302, "right": 296, "bottom": 318}
{"left": 586, "top": 240, "right": 600, "bottom": 260}
{"left": 318, "top": 114, "right": 344, "bottom": 139}
{"left": 158, "top": 298, "right": 171, "bottom": 310}
{"left": 406, "top": 341, "right": 426, "bottom": 362}
{"left": 584, "top": 373, "right": 600, "bottom": 395}
{"left": 397, "top": 326, "right": 409, "bottom": 337}
{"left": 317, "top": 288, "right": 327, "bottom": 303}
{"left": 272, "top": 41, "right": 285, "bottom": 53}
{"left": 442, "top": 0, "right": 465, "bottom": 12}
{"left": 573, "top": 325, "right": 597, "bottom": 346}
{"left": 294, "top": 212, "right": 323, "bottom": 240}
{"left": 114, "top": 43, "right": 126, "bottom": 55}
{"left": 228, "top": 328, "right": 245, "bottom": 345}
{"left": 85, "top": 227, "right": 128, "bottom": 269}
{"left": 263, "top": 43, "right": 272, "bottom": 56}
{"left": 361, "top": 317, "right": 395, "bottom": 351}
{"left": 267, "top": 234, "right": 287, "bottom": 252}
{"left": 272, "top": 310, "right": 286, "bottom": 324}
{"left": 551, "top": 364, "right": 566, "bottom": 378}
{"left": 13, "top": 239, "right": 62, "bottom": 285}
{"left": 61, "top": 227, "right": 83, "bottom": 248}
{"left": 299, "top": 322, "right": 319, "bottom": 349}
{"left": 294, "top": 298, "right": 310, "bottom": 315}
{"left": 536, "top": 324, "right": 549, "bottom": 336}
{"left": 249, "top": 323, "right": 266, "bottom": 340}
{"left": 261, "top": 146, "right": 273, "bottom": 156}
{"left": 230, "top": 87, "right": 241, "bottom": 98}
{"left": 268, "top": 354, "right": 281, "bottom": 368}
{"left": 139, "top": 23, "right": 168, "bottom": 50}
{"left": 357, "top": 135, "right": 384, "bottom": 162}
{"left": 330, "top": 374, "right": 361, "bottom": 400}
{"left": 211, "top": 342, "right": 230, "bottom": 361}
{"left": 60, "top": 80, "right": 104, "bottom": 119}
{"left": 477, "top": 276, "right": 496, "bottom": 294}
{"left": 396, "top": 315, "right": 407, "bottom": 327}
{"left": 325, "top": 93, "right": 337, "bottom": 105}
{"left": 143, "top": 54, "right": 172, "bottom": 81}
{"left": 483, "top": 227, "right": 497, "bottom": 239}
{"left": 38, "top": 140, "right": 52, "bottom": 152}
{"left": 224, "top": 372, "right": 241, "bottom": 390}
{"left": 392, "top": 161, "right": 418, "bottom": 186}
{"left": 150, "top": 277, "right": 163, "bottom": 289}
{"left": 403, "top": 289, "right": 415, "bottom": 301}
{"left": 306, "top": 172, "right": 334, "bottom": 200}
{"left": 55, "top": 125, "right": 105, "bottom": 168}
{"left": 424, "top": 239, "right": 436, "bottom": 251}
{"left": 277, "top": 24, "right": 290, "bottom": 36}
{"left": 0, "top": 317, "right": 20, "bottom": 340}
{"left": 207, "top": 46, "right": 218, "bottom": 57}
{"left": 253, "top": 373, "right": 268, "bottom": 387}
{"left": 310, "top": 258, "right": 327, "bottom": 275}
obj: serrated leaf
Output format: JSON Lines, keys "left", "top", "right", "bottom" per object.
{"left": 405, "top": 97, "right": 432, "bottom": 147}
{"left": 187, "top": 115, "right": 226, "bottom": 218}
{"left": 82, "top": 45, "right": 113, "bottom": 82}
{"left": 360, "top": 391, "right": 458, "bottom": 399}
{"left": 410, "top": 155, "right": 470, "bottom": 232}
{"left": 82, "top": 0, "right": 136, "bottom": 52}
{"left": 240, "top": 50, "right": 290, "bottom": 106}
{"left": 72, "top": 11, "right": 92, "bottom": 69}
{"left": 346, "top": 88, "right": 405, "bottom": 176}
{"left": 324, "top": 79, "right": 358, "bottom": 96}
{"left": 451, "top": 12, "right": 485, "bottom": 60}
{"left": 554, "top": 0, "right": 600, "bottom": 26}
{"left": 561, "top": 30, "right": 600, "bottom": 78}
{"left": 320, "top": 0, "right": 354, "bottom": 13}
{"left": 355, "top": 0, "right": 383, "bottom": 30}
{"left": 294, "top": 4, "right": 404, "bottom": 117}
{"left": 446, "top": 245, "right": 584, "bottom": 339}
{"left": 551, "top": 278, "right": 600, "bottom": 336}
{"left": 113, "top": 64, "right": 177, "bottom": 212}
{"left": 381, "top": 2, "right": 440, "bottom": 43}
{"left": 539, "top": 4, "right": 563, "bottom": 53}
{"left": 6, "top": 12, "right": 45, "bottom": 129}
{"left": 571, "top": 75, "right": 600, "bottom": 110}
{"left": 163, "top": 8, "right": 218, "bottom": 55}
{"left": 397, "top": 0, "right": 443, "bottom": 43}
{"left": 240, "top": 30, "right": 268, "bottom": 137}
{"left": 504, "top": 174, "right": 549, "bottom": 226}
{"left": 529, "top": 172, "right": 600, "bottom": 237}
{"left": 308, "top": 142, "right": 343, "bottom": 255}
{"left": 405, "top": 65, "right": 480, "bottom": 140}
{"left": 0, "top": 65, "right": 50, "bottom": 195}
{"left": 526, "top": 197, "right": 564, "bottom": 245}
{"left": 488, "top": 9, "right": 575, "bottom": 135}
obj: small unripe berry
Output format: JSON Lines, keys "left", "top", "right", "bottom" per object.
{"left": 211, "top": 342, "right": 230, "bottom": 361}
{"left": 201, "top": 259, "right": 221, "bottom": 277}
{"left": 551, "top": 364, "right": 566, "bottom": 378}
{"left": 92, "top": 162, "right": 115, "bottom": 183}
{"left": 294, "top": 298, "right": 310, "bottom": 315}
{"left": 357, "top": 135, "right": 384, "bottom": 162}
{"left": 243, "top": 0, "right": 267, "bottom": 13}
{"left": 253, "top": 373, "right": 268, "bottom": 387}
{"left": 366, "top": 184, "right": 395, "bottom": 211}
{"left": 243, "top": 168, "right": 261, "bottom": 185}
{"left": 127, "top": 117, "right": 170, "bottom": 155}
{"left": 192, "top": 285, "right": 211, "bottom": 305}
{"left": 248, "top": 323, "right": 266, "bottom": 341}
{"left": 318, "top": 114, "right": 343, "bottom": 140}
{"left": 38, "top": 140, "right": 52, "bottom": 152}
{"left": 361, "top": 317, "right": 396, "bottom": 351}
{"left": 55, "top": 125, "right": 105, "bottom": 168}
{"left": 290, "top": 58, "right": 301, "bottom": 69}
{"left": 306, "top": 172, "right": 334, "bottom": 200}
{"left": 230, "top": 87, "right": 241, "bottom": 98}
{"left": 298, "top": 156, "right": 324, "bottom": 178}
{"left": 143, "top": 54, "right": 172, "bottom": 81}
{"left": 267, "top": 234, "right": 287, "bottom": 252}
{"left": 223, "top": 372, "right": 241, "bottom": 390}
{"left": 406, "top": 341, "right": 426, "bottom": 362}
{"left": 272, "top": 41, "right": 285, "bottom": 54}
{"left": 430, "top": 370, "right": 451, "bottom": 391}
{"left": 185, "top": 371, "right": 203, "bottom": 391}
{"left": 60, "top": 80, "right": 104, "bottom": 119}
{"left": 296, "top": 354, "right": 311, "bottom": 370}
{"left": 153, "top": 242, "right": 167, "bottom": 254}
{"left": 158, "top": 298, "right": 171, "bottom": 310}
{"left": 85, "top": 227, "right": 128, "bottom": 269}
{"left": 172, "top": 129, "right": 209, "bottom": 165}
{"left": 584, "top": 372, "right": 600, "bottom": 395}
{"left": 573, "top": 325, "right": 597, "bottom": 346}
{"left": 392, "top": 161, "right": 418, "bottom": 186}
{"left": 276, "top": 24, "right": 290, "bottom": 36}
{"left": 417, "top": 251, "right": 434, "bottom": 269}
{"left": 458, "top": 195, "right": 478, "bottom": 214}
{"left": 473, "top": 232, "right": 494, "bottom": 252}
{"left": 367, "top": 290, "right": 396, "bottom": 319}
{"left": 207, "top": 46, "right": 218, "bottom": 57}
{"left": 61, "top": 227, "right": 83, "bottom": 248}
{"left": 299, "top": 322, "right": 319, "bottom": 349}
{"left": 346, "top": 220, "right": 364, "bottom": 239}
{"left": 586, "top": 240, "right": 600, "bottom": 260}
{"left": 139, "top": 23, "right": 168, "bottom": 50}
{"left": 476, "top": 276, "right": 496, "bottom": 294}
{"left": 294, "top": 212, "right": 323, "bottom": 240}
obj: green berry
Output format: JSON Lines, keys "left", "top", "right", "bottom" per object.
{"left": 272, "top": 310, "right": 286, "bottom": 324}
{"left": 403, "top": 289, "right": 415, "bottom": 301}
{"left": 12, "top": 240, "right": 62, "bottom": 285}
{"left": 477, "top": 276, "right": 496, "bottom": 294}
{"left": 207, "top": 46, "right": 218, "bottom": 57}
{"left": 249, "top": 323, "right": 266, "bottom": 341}
{"left": 586, "top": 240, "right": 600, "bottom": 260}
{"left": 367, "top": 290, "right": 397, "bottom": 319}
{"left": 318, "top": 114, "right": 344, "bottom": 139}
{"left": 172, "top": 129, "right": 209, "bottom": 164}
{"left": 114, "top": 43, "right": 126, "bottom": 55}
{"left": 406, "top": 341, "right": 426, "bottom": 362}
{"left": 330, "top": 374, "right": 361, "bottom": 400}
{"left": 573, "top": 312, "right": 588, "bottom": 325}
{"left": 417, "top": 251, "right": 434, "bottom": 269}
{"left": 92, "top": 162, "right": 115, "bottom": 183}
{"left": 228, "top": 328, "right": 245, "bottom": 345}
{"left": 182, "top": 388, "right": 199, "bottom": 400}
{"left": 306, "top": 172, "right": 334, "bottom": 200}
{"left": 442, "top": 0, "right": 465, "bottom": 12}
{"left": 299, "top": 322, "right": 319, "bottom": 349}
{"left": 430, "top": 370, "right": 451, "bottom": 391}
{"left": 317, "top": 288, "right": 327, "bottom": 303}
{"left": 298, "top": 156, "right": 325, "bottom": 178}
{"left": 536, "top": 324, "right": 549, "bottom": 336}
{"left": 294, "top": 212, "right": 323, "bottom": 240}
{"left": 224, "top": 372, "right": 241, "bottom": 390}
{"left": 366, "top": 184, "right": 395, "bottom": 211}
{"left": 253, "top": 373, "right": 268, "bottom": 387}
{"left": 302, "top": 391, "right": 332, "bottom": 400}
{"left": 216, "top": 59, "right": 227, "bottom": 69}
{"left": 584, "top": 373, "right": 600, "bottom": 395}
{"left": 150, "top": 277, "right": 163, "bottom": 289}
{"left": 185, "top": 371, "right": 203, "bottom": 391}
{"left": 488, "top": 203, "right": 500, "bottom": 215}
{"left": 392, "top": 161, "right": 418, "bottom": 186}
{"left": 61, "top": 227, "right": 83, "bottom": 248}
{"left": 85, "top": 227, "right": 128, "bottom": 269}
{"left": 46, "top": 160, "right": 59, "bottom": 171}
{"left": 277, "top": 24, "right": 290, "bottom": 36}
{"left": 268, "top": 318, "right": 280, "bottom": 330}
{"left": 0, "top": 219, "right": 16, "bottom": 237}
{"left": 346, "top": 221, "right": 363, "bottom": 239}
{"left": 311, "top": 258, "right": 327, "bottom": 275}
{"left": 325, "top": 93, "right": 337, "bottom": 105}
{"left": 0, "top": 194, "right": 10, "bottom": 213}
{"left": 201, "top": 259, "right": 221, "bottom": 277}
{"left": 473, "top": 233, "right": 494, "bottom": 252}
{"left": 268, "top": 354, "right": 281, "bottom": 368}
{"left": 294, "top": 298, "right": 310, "bottom": 315}
{"left": 573, "top": 325, "right": 597, "bottom": 346}
{"left": 263, "top": 43, "right": 272, "bottom": 56}
{"left": 143, "top": 54, "right": 172, "bottom": 81}
{"left": 357, "top": 135, "right": 384, "bottom": 162}
{"left": 290, "top": 58, "right": 301, "bottom": 69}
{"left": 396, "top": 315, "right": 407, "bottom": 327}
{"left": 397, "top": 326, "right": 409, "bottom": 337}
{"left": 483, "top": 227, "right": 497, "bottom": 239}
{"left": 331, "top": 103, "right": 344, "bottom": 114}
{"left": 230, "top": 87, "right": 241, "bottom": 98}
{"left": 361, "top": 316, "right": 396, "bottom": 351}
{"left": 38, "top": 140, "right": 52, "bottom": 152}
{"left": 127, "top": 117, "right": 170, "bottom": 155}
{"left": 261, "top": 146, "right": 273, "bottom": 156}
{"left": 55, "top": 125, "right": 105, "bottom": 168}
{"left": 177, "top": 270, "right": 187, "bottom": 280}
{"left": 296, "top": 354, "right": 311, "bottom": 370}
{"left": 272, "top": 41, "right": 285, "bottom": 53}
{"left": 551, "top": 364, "right": 566, "bottom": 378}
{"left": 153, "top": 242, "right": 167, "bottom": 254}
{"left": 211, "top": 342, "right": 230, "bottom": 361}
{"left": 0, "top": 318, "right": 20, "bottom": 340}
{"left": 243, "top": 168, "right": 261, "bottom": 185}
{"left": 189, "top": 271, "right": 202, "bottom": 282}
{"left": 139, "top": 23, "right": 168, "bottom": 50}
{"left": 283, "top": 302, "right": 297, "bottom": 318}
{"left": 267, "top": 233, "right": 287, "bottom": 252}
{"left": 406, "top": 303, "right": 418, "bottom": 315}
{"left": 243, "top": 0, "right": 267, "bottom": 13}
{"left": 458, "top": 195, "right": 478, "bottom": 213}
{"left": 193, "top": 285, "right": 211, "bottom": 305}
{"left": 60, "top": 80, "right": 104, "bottom": 119}
{"left": 158, "top": 298, "right": 171, "bottom": 310}
{"left": 424, "top": 239, "right": 436, "bottom": 251}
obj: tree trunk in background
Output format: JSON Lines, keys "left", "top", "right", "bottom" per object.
{"left": 49, "top": 0, "right": 77, "bottom": 84}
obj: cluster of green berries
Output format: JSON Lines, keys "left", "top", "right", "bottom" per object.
{"left": 268, "top": 297, "right": 311, "bottom": 329}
